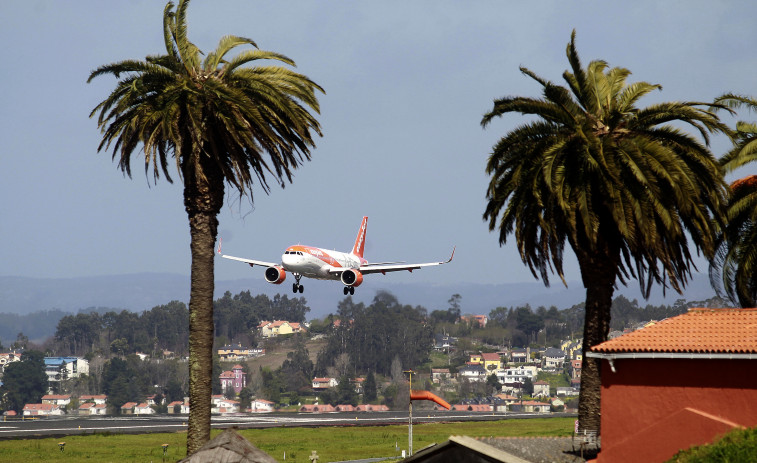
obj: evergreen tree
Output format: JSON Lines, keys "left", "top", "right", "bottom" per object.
{"left": 0, "top": 350, "right": 47, "bottom": 413}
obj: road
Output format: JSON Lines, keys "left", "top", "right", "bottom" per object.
{"left": 0, "top": 411, "right": 575, "bottom": 440}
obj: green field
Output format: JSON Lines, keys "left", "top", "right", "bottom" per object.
{"left": 0, "top": 417, "right": 574, "bottom": 462}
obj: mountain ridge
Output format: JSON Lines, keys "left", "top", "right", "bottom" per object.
{"left": 0, "top": 272, "right": 718, "bottom": 320}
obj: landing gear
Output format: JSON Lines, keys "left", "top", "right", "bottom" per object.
{"left": 292, "top": 274, "right": 304, "bottom": 294}
{"left": 343, "top": 286, "right": 355, "bottom": 296}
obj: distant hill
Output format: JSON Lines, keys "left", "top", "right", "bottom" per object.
{"left": 0, "top": 272, "right": 719, "bottom": 321}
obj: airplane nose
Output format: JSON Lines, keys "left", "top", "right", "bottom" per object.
{"left": 282, "top": 253, "right": 296, "bottom": 266}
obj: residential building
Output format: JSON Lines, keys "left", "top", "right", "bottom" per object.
{"left": 458, "top": 364, "right": 487, "bottom": 382}
{"left": 134, "top": 403, "right": 155, "bottom": 415}
{"left": 120, "top": 402, "right": 138, "bottom": 414}
{"left": 250, "top": 399, "right": 274, "bottom": 413}
{"left": 219, "top": 364, "right": 247, "bottom": 395}
{"left": 80, "top": 394, "right": 107, "bottom": 405}
{"left": 497, "top": 365, "right": 537, "bottom": 386}
{"left": 0, "top": 352, "right": 21, "bottom": 372}
{"left": 460, "top": 314, "right": 487, "bottom": 328}
{"left": 41, "top": 394, "right": 71, "bottom": 407}
{"left": 587, "top": 308, "right": 757, "bottom": 463}
{"left": 569, "top": 359, "right": 582, "bottom": 379}
{"left": 259, "top": 320, "right": 306, "bottom": 338}
{"left": 44, "top": 357, "right": 89, "bottom": 383}
{"left": 431, "top": 368, "right": 451, "bottom": 384}
{"left": 480, "top": 353, "right": 502, "bottom": 371}
{"left": 509, "top": 348, "right": 530, "bottom": 363}
{"left": 212, "top": 398, "right": 239, "bottom": 414}
{"left": 217, "top": 343, "right": 264, "bottom": 361}
{"left": 167, "top": 400, "right": 190, "bottom": 414}
{"left": 519, "top": 400, "right": 550, "bottom": 413}
{"left": 78, "top": 402, "right": 107, "bottom": 416}
{"left": 23, "top": 403, "right": 62, "bottom": 416}
{"left": 312, "top": 377, "right": 338, "bottom": 390}
{"left": 433, "top": 334, "right": 455, "bottom": 351}
{"left": 541, "top": 347, "right": 566, "bottom": 370}
{"left": 533, "top": 381, "right": 550, "bottom": 398}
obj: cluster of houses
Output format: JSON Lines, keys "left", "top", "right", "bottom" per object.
{"left": 432, "top": 337, "right": 583, "bottom": 400}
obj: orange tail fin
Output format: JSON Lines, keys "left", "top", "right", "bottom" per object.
{"left": 351, "top": 216, "right": 368, "bottom": 258}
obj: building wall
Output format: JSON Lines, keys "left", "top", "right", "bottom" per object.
{"left": 598, "top": 358, "right": 757, "bottom": 462}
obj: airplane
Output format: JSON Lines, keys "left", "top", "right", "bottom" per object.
{"left": 217, "top": 216, "right": 454, "bottom": 295}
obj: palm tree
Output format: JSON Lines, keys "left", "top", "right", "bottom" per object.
{"left": 708, "top": 94, "right": 757, "bottom": 307}
{"left": 710, "top": 175, "right": 757, "bottom": 307}
{"left": 481, "top": 31, "right": 729, "bottom": 431}
{"left": 88, "top": 0, "right": 323, "bottom": 454}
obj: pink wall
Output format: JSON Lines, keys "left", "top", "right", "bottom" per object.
{"left": 596, "top": 358, "right": 757, "bottom": 462}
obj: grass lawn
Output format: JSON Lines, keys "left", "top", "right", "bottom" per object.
{"left": 0, "top": 417, "right": 574, "bottom": 462}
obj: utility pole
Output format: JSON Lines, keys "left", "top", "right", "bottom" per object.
{"left": 404, "top": 370, "right": 414, "bottom": 456}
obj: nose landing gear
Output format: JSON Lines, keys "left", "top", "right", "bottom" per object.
{"left": 292, "top": 274, "right": 304, "bottom": 293}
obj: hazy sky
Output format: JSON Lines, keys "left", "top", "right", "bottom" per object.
{"left": 2, "top": 1, "right": 756, "bottom": 293}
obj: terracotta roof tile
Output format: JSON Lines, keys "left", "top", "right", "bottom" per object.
{"left": 591, "top": 308, "right": 757, "bottom": 354}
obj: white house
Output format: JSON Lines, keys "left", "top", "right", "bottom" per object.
{"left": 458, "top": 364, "right": 487, "bottom": 382}
{"left": 41, "top": 394, "right": 71, "bottom": 407}
{"left": 168, "top": 400, "right": 190, "bottom": 414}
{"left": 212, "top": 398, "right": 240, "bottom": 414}
{"left": 250, "top": 399, "right": 274, "bottom": 413}
{"left": 312, "top": 377, "right": 339, "bottom": 390}
{"left": 44, "top": 357, "right": 89, "bottom": 383}
{"left": 79, "top": 402, "right": 107, "bottom": 415}
{"left": 497, "top": 365, "right": 538, "bottom": 385}
{"left": 23, "top": 403, "right": 63, "bottom": 416}
{"left": 134, "top": 403, "right": 155, "bottom": 415}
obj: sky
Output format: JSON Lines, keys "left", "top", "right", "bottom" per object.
{"left": 2, "top": 1, "right": 757, "bottom": 295}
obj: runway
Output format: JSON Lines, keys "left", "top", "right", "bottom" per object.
{"left": 0, "top": 411, "right": 573, "bottom": 439}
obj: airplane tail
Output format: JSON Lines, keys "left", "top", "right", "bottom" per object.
{"left": 351, "top": 216, "right": 368, "bottom": 258}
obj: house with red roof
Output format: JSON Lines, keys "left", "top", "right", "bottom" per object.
{"left": 134, "top": 403, "right": 155, "bottom": 415}
{"left": 23, "top": 403, "right": 62, "bottom": 416}
{"left": 120, "top": 402, "right": 138, "bottom": 414}
{"left": 587, "top": 308, "right": 757, "bottom": 462}
{"left": 167, "top": 400, "right": 190, "bottom": 414}
{"left": 78, "top": 402, "right": 107, "bottom": 415}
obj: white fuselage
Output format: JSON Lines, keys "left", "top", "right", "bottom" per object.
{"left": 280, "top": 245, "right": 364, "bottom": 280}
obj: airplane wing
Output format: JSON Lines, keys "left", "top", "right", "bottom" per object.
{"left": 219, "top": 254, "right": 279, "bottom": 268}
{"left": 356, "top": 247, "right": 455, "bottom": 275}
{"left": 217, "top": 239, "right": 278, "bottom": 268}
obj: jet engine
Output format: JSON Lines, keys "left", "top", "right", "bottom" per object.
{"left": 340, "top": 269, "right": 364, "bottom": 287}
{"left": 264, "top": 266, "right": 286, "bottom": 284}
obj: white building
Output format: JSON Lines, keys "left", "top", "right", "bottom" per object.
{"left": 497, "top": 365, "right": 538, "bottom": 385}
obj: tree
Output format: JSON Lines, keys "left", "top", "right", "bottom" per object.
{"left": 364, "top": 371, "right": 377, "bottom": 403}
{"left": 481, "top": 31, "right": 729, "bottom": 430}
{"left": 711, "top": 175, "right": 757, "bottom": 307}
{"left": 88, "top": 0, "right": 323, "bottom": 454}
{"left": 0, "top": 351, "right": 47, "bottom": 413}
{"left": 708, "top": 94, "right": 757, "bottom": 307}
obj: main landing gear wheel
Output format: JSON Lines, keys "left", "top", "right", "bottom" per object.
{"left": 343, "top": 286, "right": 355, "bottom": 295}
{"left": 293, "top": 274, "right": 304, "bottom": 294}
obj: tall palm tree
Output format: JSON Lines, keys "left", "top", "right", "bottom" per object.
{"left": 88, "top": 0, "right": 323, "bottom": 454}
{"left": 709, "top": 94, "right": 757, "bottom": 307}
{"left": 481, "top": 31, "right": 729, "bottom": 431}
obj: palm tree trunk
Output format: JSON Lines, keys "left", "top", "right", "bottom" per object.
{"left": 576, "top": 249, "right": 616, "bottom": 433}
{"left": 183, "top": 156, "right": 224, "bottom": 455}
{"left": 186, "top": 208, "right": 217, "bottom": 455}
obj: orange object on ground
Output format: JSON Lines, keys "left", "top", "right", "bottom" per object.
{"left": 410, "top": 390, "right": 451, "bottom": 410}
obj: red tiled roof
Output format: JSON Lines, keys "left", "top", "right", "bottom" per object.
{"left": 481, "top": 353, "right": 501, "bottom": 361}
{"left": 591, "top": 308, "right": 757, "bottom": 354}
